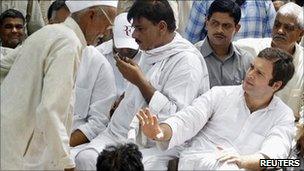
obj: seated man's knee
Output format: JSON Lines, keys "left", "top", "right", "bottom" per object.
{"left": 75, "top": 148, "right": 99, "bottom": 170}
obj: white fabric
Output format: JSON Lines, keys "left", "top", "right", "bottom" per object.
{"left": 235, "top": 38, "right": 304, "bottom": 118}
{"left": 65, "top": 0, "right": 118, "bottom": 13}
{"left": 74, "top": 32, "right": 210, "bottom": 170}
{"left": 163, "top": 85, "right": 295, "bottom": 169}
{"left": 0, "top": 17, "right": 86, "bottom": 170}
{"left": 113, "top": 12, "right": 138, "bottom": 49}
{"left": 96, "top": 40, "right": 141, "bottom": 98}
{"left": 72, "top": 46, "right": 117, "bottom": 141}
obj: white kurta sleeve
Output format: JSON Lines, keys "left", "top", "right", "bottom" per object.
{"left": 259, "top": 111, "right": 295, "bottom": 159}
{"left": 148, "top": 55, "right": 206, "bottom": 121}
{"left": 0, "top": 46, "right": 20, "bottom": 83}
{"left": 77, "top": 61, "right": 117, "bottom": 140}
{"left": 163, "top": 88, "right": 217, "bottom": 150}
{"left": 35, "top": 40, "right": 79, "bottom": 169}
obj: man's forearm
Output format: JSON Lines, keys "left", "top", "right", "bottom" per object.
{"left": 240, "top": 153, "right": 266, "bottom": 170}
{"left": 136, "top": 78, "right": 156, "bottom": 104}
{"left": 70, "top": 129, "right": 89, "bottom": 147}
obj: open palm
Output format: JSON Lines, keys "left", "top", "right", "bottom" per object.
{"left": 136, "top": 108, "right": 163, "bottom": 140}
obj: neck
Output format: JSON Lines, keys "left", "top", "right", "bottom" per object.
{"left": 244, "top": 92, "right": 273, "bottom": 113}
{"left": 157, "top": 32, "right": 175, "bottom": 48}
{"left": 271, "top": 41, "right": 296, "bottom": 55}
{"left": 208, "top": 39, "right": 230, "bottom": 59}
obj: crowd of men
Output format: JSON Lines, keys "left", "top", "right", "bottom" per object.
{"left": 0, "top": 0, "right": 303, "bottom": 170}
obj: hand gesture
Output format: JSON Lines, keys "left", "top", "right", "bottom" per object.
{"left": 136, "top": 108, "right": 164, "bottom": 140}
{"left": 114, "top": 54, "right": 145, "bottom": 86}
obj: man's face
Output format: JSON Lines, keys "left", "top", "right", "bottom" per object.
{"left": 243, "top": 57, "right": 277, "bottom": 97}
{"left": 84, "top": 7, "right": 116, "bottom": 46}
{"left": 271, "top": 14, "right": 304, "bottom": 53}
{"left": 0, "top": 17, "right": 25, "bottom": 48}
{"left": 132, "top": 17, "right": 161, "bottom": 51}
{"left": 206, "top": 12, "right": 240, "bottom": 46}
{"left": 114, "top": 47, "right": 138, "bottom": 59}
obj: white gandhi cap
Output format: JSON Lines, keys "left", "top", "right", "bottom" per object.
{"left": 65, "top": 0, "right": 118, "bottom": 13}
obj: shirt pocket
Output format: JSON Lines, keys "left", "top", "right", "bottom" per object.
{"left": 74, "top": 86, "right": 91, "bottom": 119}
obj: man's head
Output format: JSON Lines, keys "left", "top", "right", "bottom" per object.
{"left": 271, "top": 2, "right": 304, "bottom": 54}
{"left": 66, "top": 1, "right": 117, "bottom": 46}
{"left": 47, "top": 0, "right": 70, "bottom": 24}
{"left": 243, "top": 48, "right": 294, "bottom": 98}
{"left": 206, "top": 0, "right": 241, "bottom": 47}
{"left": 272, "top": 0, "right": 288, "bottom": 11}
{"left": 0, "top": 9, "right": 25, "bottom": 48}
{"left": 96, "top": 143, "right": 144, "bottom": 171}
{"left": 127, "top": 0, "right": 176, "bottom": 51}
{"left": 112, "top": 13, "right": 139, "bottom": 59}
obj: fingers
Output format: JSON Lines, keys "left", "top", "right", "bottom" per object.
{"left": 136, "top": 109, "right": 145, "bottom": 126}
{"left": 152, "top": 115, "right": 158, "bottom": 126}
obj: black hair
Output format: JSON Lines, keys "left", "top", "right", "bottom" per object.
{"left": 207, "top": 0, "right": 241, "bottom": 25}
{"left": 127, "top": 0, "right": 176, "bottom": 32}
{"left": 257, "top": 47, "right": 295, "bottom": 91}
{"left": 0, "top": 9, "right": 25, "bottom": 26}
{"left": 96, "top": 143, "right": 144, "bottom": 171}
{"left": 47, "top": 0, "right": 67, "bottom": 20}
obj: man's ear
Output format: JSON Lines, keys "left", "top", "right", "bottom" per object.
{"left": 235, "top": 24, "right": 241, "bottom": 33}
{"left": 272, "top": 81, "right": 283, "bottom": 92}
{"left": 158, "top": 20, "right": 168, "bottom": 34}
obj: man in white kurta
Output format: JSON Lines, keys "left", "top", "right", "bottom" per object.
{"left": 138, "top": 48, "right": 296, "bottom": 170}
{"left": 96, "top": 12, "right": 140, "bottom": 100}
{"left": 0, "top": 1, "right": 117, "bottom": 170}
{"left": 71, "top": 46, "right": 117, "bottom": 146}
{"left": 234, "top": 2, "right": 304, "bottom": 119}
{"left": 75, "top": 32, "right": 209, "bottom": 170}
{"left": 1, "top": 17, "right": 85, "bottom": 170}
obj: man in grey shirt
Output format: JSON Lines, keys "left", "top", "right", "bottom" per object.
{"left": 195, "top": 0, "right": 253, "bottom": 88}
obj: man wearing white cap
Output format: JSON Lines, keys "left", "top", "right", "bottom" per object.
{"left": 96, "top": 12, "right": 140, "bottom": 114}
{"left": 74, "top": 1, "right": 209, "bottom": 170}
{"left": 0, "top": 1, "right": 117, "bottom": 170}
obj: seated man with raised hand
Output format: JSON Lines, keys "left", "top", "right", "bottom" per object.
{"left": 138, "top": 48, "right": 296, "bottom": 170}
{"left": 195, "top": 0, "right": 253, "bottom": 88}
{"left": 234, "top": 2, "right": 304, "bottom": 120}
{"left": 74, "top": 0, "right": 209, "bottom": 170}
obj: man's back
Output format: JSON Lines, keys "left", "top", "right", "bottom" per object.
{"left": 0, "top": 18, "right": 85, "bottom": 170}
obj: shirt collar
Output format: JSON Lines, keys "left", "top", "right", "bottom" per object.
{"left": 201, "top": 37, "right": 235, "bottom": 61}
{"left": 63, "top": 17, "right": 87, "bottom": 49}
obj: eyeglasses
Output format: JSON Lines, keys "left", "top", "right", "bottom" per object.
{"left": 98, "top": 7, "right": 113, "bottom": 30}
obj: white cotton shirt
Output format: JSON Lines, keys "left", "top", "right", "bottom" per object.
{"left": 95, "top": 40, "right": 141, "bottom": 99}
{"left": 164, "top": 85, "right": 295, "bottom": 160}
{"left": 235, "top": 38, "right": 304, "bottom": 119}
{"left": 0, "top": 17, "right": 86, "bottom": 170}
{"left": 72, "top": 46, "right": 117, "bottom": 141}
{"left": 84, "top": 32, "right": 210, "bottom": 152}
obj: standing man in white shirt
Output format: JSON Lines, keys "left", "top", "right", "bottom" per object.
{"left": 235, "top": 2, "right": 304, "bottom": 120}
{"left": 138, "top": 47, "right": 295, "bottom": 170}
{"left": 46, "top": 0, "right": 118, "bottom": 148}
{"left": 0, "top": 1, "right": 117, "bottom": 170}
{"left": 74, "top": 1, "right": 209, "bottom": 170}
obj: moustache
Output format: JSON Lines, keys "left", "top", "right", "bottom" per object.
{"left": 213, "top": 33, "right": 225, "bottom": 38}
{"left": 273, "top": 34, "right": 287, "bottom": 40}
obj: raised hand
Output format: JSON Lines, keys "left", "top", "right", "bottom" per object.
{"left": 136, "top": 108, "right": 164, "bottom": 140}
{"left": 114, "top": 54, "right": 145, "bottom": 86}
